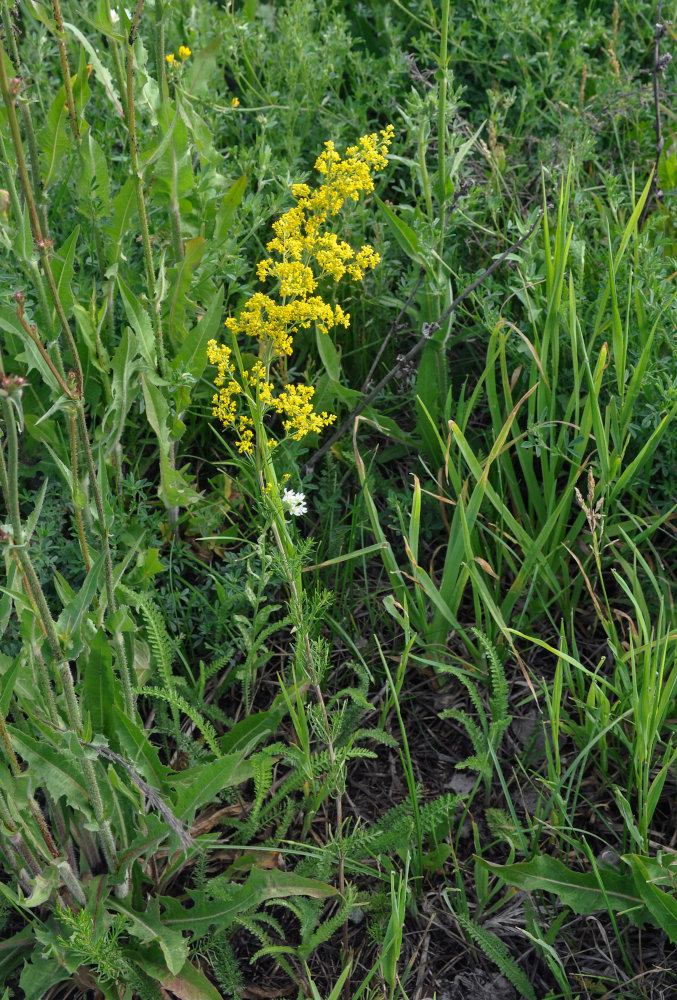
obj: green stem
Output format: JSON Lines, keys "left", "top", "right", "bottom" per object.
{"left": 154, "top": 0, "right": 169, "bottom": 102}
{"left": 125, "top": 2, "right": 166, "bottom": 374}
{"left": 31, "top": 638, "right": 60, "bottom": 725}
{"left": 437, "top": 0, "right": 449, "bottom": 263}
{"left": 252, "top": 415, "right": 346, "bottom": 951}
{"left": 0, "top": 39, "right": 83, "bottom": 392}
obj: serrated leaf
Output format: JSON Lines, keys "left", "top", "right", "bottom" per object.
{"left": 100, "top": 326, "right": 141, "bottom": 449}
{"left": 112, "top": 896, "right": 188, "bottom": 975}
{"left": 23, "top": 866, "right": 61, "bottom": 908}
{"left": 0, "top": 654, "right": 22, "bottom": 717}
{"left": 8, "top": 728, "right": 95, "bottom": 821}
{"left": 106, "top": 177, "right": 136, "bottom": 252}
{"left": 118, "top": 276, "right": 156, "bottom": 369}
{"left": 132, "top": 944, "right": 223, "bottom": 1000}
{"left": 38, "top": 86, "right": 70, "bottom": 188}
{"left": 111, "top": 705, "right": 169, "bottom": 791}
{"left": 78, "top": 132, "right": 110, "bottom": 216}
{"left": 62, "top": 21, "right": 124, "bottom": 116}
{"left": 0, "top": 927, "right": 34, "bottom": 983}
{"left": 19, "top": 956, "right": 68, "bottom": 1000}
{"left": 219, "top": 697, "right": 290, "bottom": 756}
{"left": 480, "top": 855, "right": 649, "bottom": 927}
{"left": 160, "top": 868, "right": 338, "bottom": 941}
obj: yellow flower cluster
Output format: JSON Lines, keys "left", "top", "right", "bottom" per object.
{"left": 206, "top": 340, "right": 337, "bottom": 453}
{"left": 208, "top": 126, "right": 393, "bottom": 454}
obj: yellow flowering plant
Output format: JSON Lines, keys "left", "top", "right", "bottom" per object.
{"left": 207, "top": 130, "right": 393, "bottom": 906}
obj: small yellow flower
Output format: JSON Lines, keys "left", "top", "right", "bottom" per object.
{"left": 178, "top": 45, "right": 192, "bottom": 61}
{"left": 166, "top": 53, "right": 175, "bottom": 65}
{"left": 231, "top": 97, "right": 240, "bottom": 108}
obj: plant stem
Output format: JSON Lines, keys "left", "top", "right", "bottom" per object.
{"left": 258, "top": 441, "right": 347, "bottom": 957}
{"left": 75, "top": 406, "right": 135, "bottom": 718}
{"left": 51, "top": 0, "right": 80, "bottom": 141}
{"left": 0, "top": 401, "right": 62, "bottom": 663}
{"left": 125, "top": 1, "right": 166, "bottom": 374}
{"left": 69, "top": 413, "right": 91, "bottom": 572}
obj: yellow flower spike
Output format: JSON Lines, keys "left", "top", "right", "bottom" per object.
{"left": 207, "top": 128, "right": 393, "bottom": 452}
{"left": 178, "top": 45, "right": 192, "bottom": 60}
{"left": 165, "top": 53, "right": 175, "bottom": 65}
{"left": 231, "top": 97, "right": 240, "bottom": 108}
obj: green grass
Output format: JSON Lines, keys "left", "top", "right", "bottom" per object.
{"left": 0, "top": 0, "right": 676, "bottom": 997}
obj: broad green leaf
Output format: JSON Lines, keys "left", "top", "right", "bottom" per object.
{"left": 77, "top": 132, "right": 110, "bottom": 216}
{"left": 376, "top": 196, "right": 425, "bottom": 266}
{"left": 0, "top": 654, "right": 23, "bottom": 717}
{"left": 141, "top": 101, "right": 183, "bottom": 172}
{"left": 111, "top": 705, "right": 169, "bottom": 791}
{"left": 219, "top": 686, "right": 299, "bottom": 756}
{"left": 0, "top": 927, "right": 33, "bottom": 983}
{"left": 141, "top": 374, "right": 201, "bottom": 507}
{"left": 131, "top": 944, "right": 223, "bottom": 1000}
{"left": 19, "top": 956, "right": 68, "bottom": 1000}
{"left": 170, "top": 754, "right": 255, "bottom": 822}
{"left": 81, "top": 630, "right": 117, "bottom": 738}
{"left": 106, "top": 177, "right": 136, "bottom": 253}
{"left": 9, "top": 728, "right": 94, "bottom": 820}
{"left": 214, "top": 174, "right": 247, "bottom": 240}
{"left": 173, "top": 285, "right": 224, "bottom": 382}
{"left": 55, "top": 551, "right": 105, "bottom": 641}
{"left": 10, "top": 198, "right": 32, "bottom": 260}
{"left": 316, "top": 329, "right": 341, "bottom": 382}
{"left": 38, "top": 86, "right": 70, "bottom": 188}
{"left": 167, "top": 237, "right": 206, "bottom": 345}
{"left": 100, "top": 326, "right": 141, "bottom": 450}
{"left": 62, "top": 21, "right": 124, "bottom": 116}
{"left": 625, "top": 854, "right": 677, "bottom": 942}
{"left": 23, "top": 866, "right": 61, "bottom": 908}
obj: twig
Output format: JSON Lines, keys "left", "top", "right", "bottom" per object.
{"left": 81, "top": 740, "right": 194, "bottom": 851}
{"left": 304, "top": 211, "right": 542, "bottom": 477}
{"left": 639, "top": 3, "right": 669, "bottom": 231}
